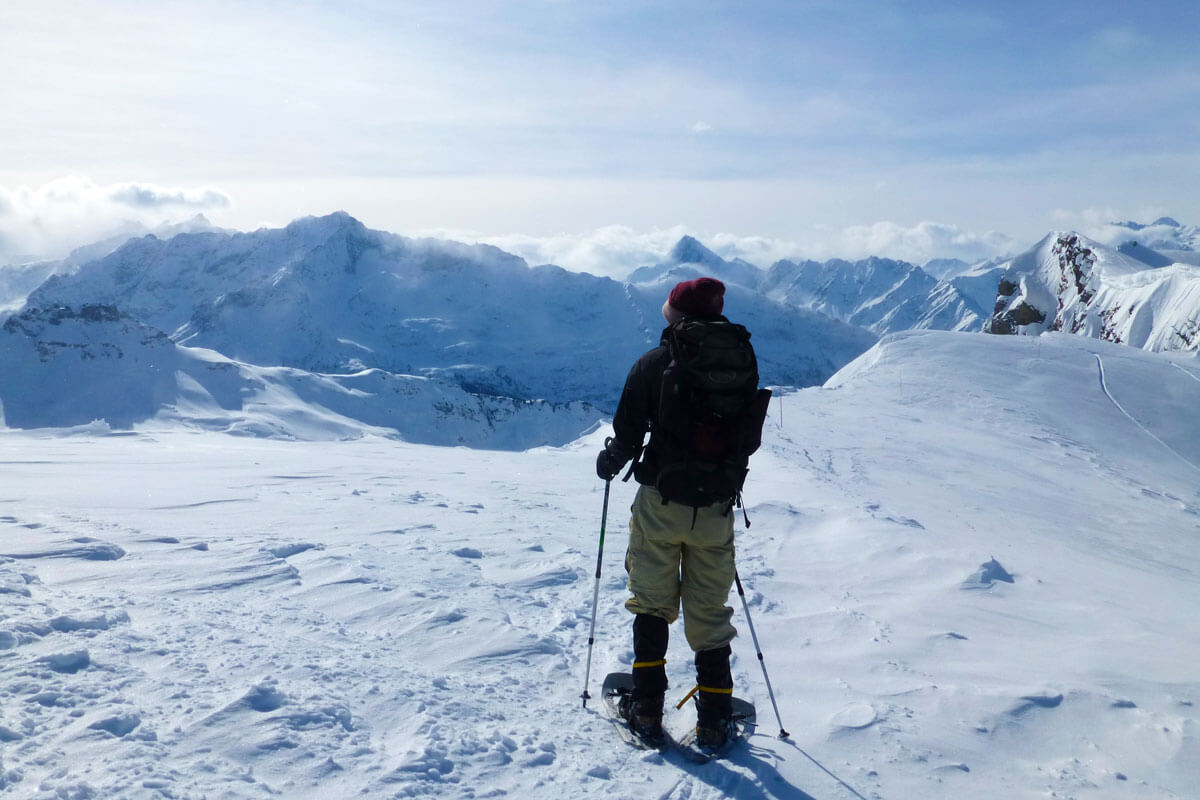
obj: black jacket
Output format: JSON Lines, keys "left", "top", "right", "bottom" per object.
{"left": 611, "top": 330, "right": 671, "bottom": 487}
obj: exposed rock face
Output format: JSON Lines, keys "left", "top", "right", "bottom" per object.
{"left": 987, "top": 301, "right": 1045, "bottom": 335}
{"left": 2, "top": 304, "right": 170, "bottom": 363}
{"left": 1049, "top": 234, "right": 1099, "bottom": 332}
{"left": 986, "top": 232, "right": 1200, "bottom": 352}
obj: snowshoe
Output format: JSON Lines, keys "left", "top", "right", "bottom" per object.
{"left": 676, "top": 695, "right": 756, "bottom": 762}
{"left": 601, "top": 672, "right": 671, "bottom": 751}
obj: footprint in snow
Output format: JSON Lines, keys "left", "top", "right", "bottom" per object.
{"left": 519, "top": 742, "right": 556, "bottom": 767}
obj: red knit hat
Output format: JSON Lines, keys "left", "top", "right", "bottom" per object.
{"left": 666, "top": 277, "right": 725, "bottom": 319}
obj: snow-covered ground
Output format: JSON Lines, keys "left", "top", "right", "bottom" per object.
{"left": 2, "top": 331, "right": 1198, "bottom": 799}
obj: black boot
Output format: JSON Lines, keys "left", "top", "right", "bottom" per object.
{"left": 694, "top": 645, "right": 734, "bottom": 750}
{"left": 625, "top": 614, "right": 669, "bottom": 744}
{"left": 694, "top": 690, "right": 733, "bottom": 750}
{"left": 618, "top": 691, "right": 665, "bottom": 745}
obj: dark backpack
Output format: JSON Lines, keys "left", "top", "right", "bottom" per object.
{"left": 651, "top": 318, "right": 772, "bottom": 508}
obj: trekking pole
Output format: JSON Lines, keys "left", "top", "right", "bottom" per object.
{"left": 734, "top": 568, "right": 790, "bottom": 738}
{"left": 581, "top": 479, "right": 611, "bottom": 708}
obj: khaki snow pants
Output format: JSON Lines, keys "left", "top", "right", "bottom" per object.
{"left": 624, "top": 485, "right": 737, "bottom": 652}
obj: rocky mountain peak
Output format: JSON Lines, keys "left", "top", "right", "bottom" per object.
{"left": 668, "top": 235, "right": 723, "bottom": 267}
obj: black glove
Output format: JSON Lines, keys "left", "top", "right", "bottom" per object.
{"left": 596, "top": 437, "right": 634, "bottom": 481}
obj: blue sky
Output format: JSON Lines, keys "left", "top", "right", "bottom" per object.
{"left": 1, "top": 0, "right": 1198, "bottom": 269}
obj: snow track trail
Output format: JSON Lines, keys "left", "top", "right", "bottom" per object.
{"left": 1094, "top": 353, "right": 1200, "bottom": 476}
{"left": 1170, "top": 360, "right": 1200, "bottom": 386}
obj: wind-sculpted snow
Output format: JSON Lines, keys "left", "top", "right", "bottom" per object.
{"left": 0, "top": 331, "right": 1197, "bottom": 798}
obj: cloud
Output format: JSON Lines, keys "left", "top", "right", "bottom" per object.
{"left": 108, "top": 184, "right": 232, "bottom": 210}
{"left": 1084, "top": 222, "right": 1195, "bottom": 252}
{"left": 833, "top": 221, "right": 1017, "bottom": 265}
{"left": 439, "top": 220, "right": 1017, "bottom": 278}
{"left": 444, "top": 225, "right": 691, "bottom": 279}
{"left": 0, "top": 177, "right": 232, "bottom": 264}
{"left": 1049, "top": 206, "right": 1199, "bottom": 250}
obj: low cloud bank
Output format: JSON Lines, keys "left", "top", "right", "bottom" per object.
{"left": 465, "top": 220, "right": 1017, "bottom": 278}
{"left": 2, "top": 177, "right": 1021, "bottom": 276}
{"left": 0, "top": 177, "right": 231, "bottom": 264}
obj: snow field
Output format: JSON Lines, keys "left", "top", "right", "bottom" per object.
{"left": 1, "top": 330, "right": 1198, "bottom": 799}
{"left": 1, "top": 433, "right": 627, "bottom": 798}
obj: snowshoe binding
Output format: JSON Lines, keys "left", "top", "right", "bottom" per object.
{"left": 601, "top": 672, "right": 670, "bottom": 750}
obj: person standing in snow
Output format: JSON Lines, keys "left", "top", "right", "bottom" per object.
{"left": 596, "top": 276, "right": 761, "bottom": 750}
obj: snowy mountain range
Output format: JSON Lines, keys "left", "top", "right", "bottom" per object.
{"left": 2, "top": 214, "right": 874, "bottom": 439}
{"left": 2, "top": 213, "right": 1199, "bottom": 439}
{"left": 629, "top": 235, "right": 988, "bottom": 335}
{"left": 637, "top": 227, "right": 1200, "bottom": 356}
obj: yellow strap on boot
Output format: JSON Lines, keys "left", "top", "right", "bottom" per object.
{"left": 675, "top": 685, "right": 700, "bottom": 710}
{"left": 675, "top": 684, "right": 733, "bottom": 710}
{"left": 632, "top": 659, "right": 666, "bottom": 669}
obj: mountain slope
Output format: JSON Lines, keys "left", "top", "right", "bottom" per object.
{"left": 0, "top": 304, "right": 601, "bottom": 447}
{"left": 0, "top": 214, "right": 224, "bottom": 314}
{"left": 761, "top": 256, "right": 985, "bottom": 334}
